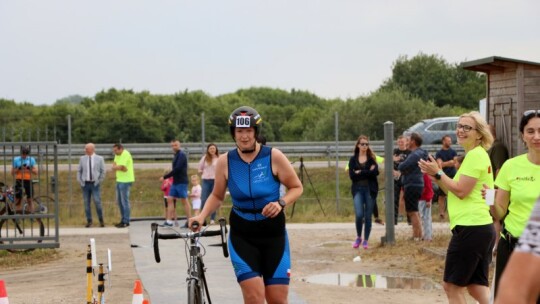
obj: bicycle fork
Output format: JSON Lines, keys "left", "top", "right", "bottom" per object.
{"left": 188, "top": 244, "right": 212, "bottom": 304}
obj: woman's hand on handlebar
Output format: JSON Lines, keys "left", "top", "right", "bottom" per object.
{"left": 188, "top": 215, "right": 204, "bottom": 232}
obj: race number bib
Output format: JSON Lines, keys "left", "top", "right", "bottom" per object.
{"left": 236, "top": 116, "right": 251, "bottom": 127}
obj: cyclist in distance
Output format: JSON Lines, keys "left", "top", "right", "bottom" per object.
{"left": 189, "top": 106, "right": 303, "bottom": 304}
{"left": 11, "top": 146, "right": 38, "bottom": 212}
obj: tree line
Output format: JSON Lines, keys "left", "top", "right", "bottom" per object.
{"left": 0, "top": 53, "right": 485, "bottom": 144}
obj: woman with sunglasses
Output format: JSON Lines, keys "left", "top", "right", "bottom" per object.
{"left": 487, "top": 110, "right": 540, "bottom": 301}
{"left": 348, "top": 135, "right": 379, "bottom": 249}
{"left": 419, "top": 111, "right": 495, "bottom": 304}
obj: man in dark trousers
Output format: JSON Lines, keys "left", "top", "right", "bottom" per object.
{"left": 77, "top": 143, "right": 106, "bottom": 227}
{"left": 160, "top": 139, "right": 191, "bottom": 228}
{"left": 435, "top": 135, "right": 457, "bottom": 220}
{"left": 398, "top": 133, "right": 428, "bottom": 241}
{"left": 393, "top": 135, "right": 410, "bottom": 225}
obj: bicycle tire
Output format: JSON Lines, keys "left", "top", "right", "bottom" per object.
{"left": 187, "top": 279, "right": 203, "bottom": 304}
{"left": 151, "top": 223, "right": 161, "bottom": 263}
{"left": 218, "top": 218, "right": 229, "bottom": 258}
{"left": 0, "top": 215, "right": 44, "bottom": 253}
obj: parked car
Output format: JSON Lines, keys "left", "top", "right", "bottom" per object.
{"left": 403, "top": 117, "right": 458, "bottom": 144}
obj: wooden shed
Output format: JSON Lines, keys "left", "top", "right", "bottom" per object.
{"left": 461, "top": 56, "right": 540, "bottom": 157}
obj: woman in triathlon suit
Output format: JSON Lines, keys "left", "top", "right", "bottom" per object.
{"left": 189, "top": 106, "right": 303, "bottom": 304}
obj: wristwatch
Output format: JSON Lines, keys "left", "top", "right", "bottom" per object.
{"left": 434, "top": 170, "right": 444, "bottom": 180}
{"left": 278, "top": 199, "right": 287, "bottom": 209}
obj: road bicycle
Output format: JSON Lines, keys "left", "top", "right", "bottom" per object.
{"left": 151, "top": 218, "right": 229, "bottom": 304}
{"left": 0, "top": 181, "right": 52, "bottom": 252}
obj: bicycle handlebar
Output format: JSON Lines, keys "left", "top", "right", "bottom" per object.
{"left": 151, "top": 218, "right": 229, "bottom": 263}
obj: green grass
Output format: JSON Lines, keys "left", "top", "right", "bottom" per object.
{"left": 36, "top": 166, "right": 446, "bottom": 226}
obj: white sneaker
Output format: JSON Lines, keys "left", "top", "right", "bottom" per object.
{"left": 210, "top": 220, "right": 215, "bottom": 225}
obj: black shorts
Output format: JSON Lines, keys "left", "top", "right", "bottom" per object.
{"left": 15, "top": 179, "right": 34, "bottom": 199}
{"left": 436, "top": 187, "right": 447, "bottom": 197}
{"left": 228, "top": 210, "right": 290, "bottom": 285}
{"left": 404, "top": 186, "right": 422, "bottom": 212}
{"left": 444, "top": 224, "right": 495, "bottom": 287}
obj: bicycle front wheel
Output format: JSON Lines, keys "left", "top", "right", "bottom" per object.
{"left": 187, "top": 279, "right": 203, "bottom": 304}
{"left": 0, "top": 215, "right": 44, "bottom": 253}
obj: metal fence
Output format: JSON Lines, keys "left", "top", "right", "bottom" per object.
{"left": 0, "top": 142, "right": 59, "bottom": 251}
{"left": 54, "top": 141, "right": 463, "bottom": 162}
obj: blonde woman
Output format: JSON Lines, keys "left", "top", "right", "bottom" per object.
{"left": 419, "top": 111, "right": 495, "bottom": 304}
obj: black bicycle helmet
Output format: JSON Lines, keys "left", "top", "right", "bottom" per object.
{"left": 228, "top": 106, "right": 262, "bottom": 139}
{"left": 21, "top": 145, "right": 31, "bottom": 155}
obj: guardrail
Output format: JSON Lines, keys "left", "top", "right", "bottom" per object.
{"left": 52, "top": 141, "right": 464, "bottom": 161}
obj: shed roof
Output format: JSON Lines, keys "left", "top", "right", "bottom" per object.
{"left": 461, "top": 56, "right": 540, "bottom": 73}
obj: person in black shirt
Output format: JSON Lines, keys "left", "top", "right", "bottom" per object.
{"left": 393, "top": 135, "right": 410, "bottom": 225}
{"left": 435, "top": 135, "right": 457, "bottom": 220}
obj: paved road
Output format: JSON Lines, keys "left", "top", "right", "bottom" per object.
{"left": 128, "top": 219, "right": 307, "bottom": 304}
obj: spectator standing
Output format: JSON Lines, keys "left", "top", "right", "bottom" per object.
{"left": 398, "top": 132, "right": 428, "bottom": 241}
{"left": 454, "top": 154, "right": 465, "bottom": 170}
{"left": 419, "top": 173, "right": 434, "bottom": 241}
{"left": 11, "top": 146, "right": 38, "bottom": 212}
{"left": 160, "top": 169, "right": 176, "bottom": 225}
{"left": 160, "top": 140, "right": 191, "bottom": 228}
{"left": 488, "top": 110, "right": 540, "bottom": 298}
{"left": 189, "top": 175, "right": 202, "bottom": 216}
{"left": 348, "top": 135, "right": 379, "bottom": 249}
{"left": 393, "top": 135, "right": 411, "bottom": 225}
{"left": 488, "top": 124, "right": 509, "bottom": 178}
{"left": 77, "top": 143, "right": 106, "bottom": 228}
{"left": 198, "top": 143, "right": 220, "bottom": 224}
{"left": 419, "top": 111, "right": 495, "bottom": 304}
{"left": 487, "top": 124, "right": 511, "bottom": 264}
{"left": 112, "top": 143, "right": 135, "bottom": 228}
{"left": 435, "top": 135, "right": 457, "bottom": 219}
{"left": 371, "top": 155, "right": 385, "bottom": 225}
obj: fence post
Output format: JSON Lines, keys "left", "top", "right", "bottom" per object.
{"left": 383, "top": 121, "right": 395, "bottom": 245}
{"left": 335, "top": 112, "right": 340, "bottom": 214}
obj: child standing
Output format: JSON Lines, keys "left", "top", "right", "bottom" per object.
{"left": 160, "top": 169, "right": 177, "bottom": 226}
{"left": 419, "top": 173, "right": 434, "bottom": 241}
{"left": 189, "top": 175, "right": 202, "bottom": 216}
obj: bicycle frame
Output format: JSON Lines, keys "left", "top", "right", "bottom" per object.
{"left": 151, "top": 219, "right": 229, "bottom": 304}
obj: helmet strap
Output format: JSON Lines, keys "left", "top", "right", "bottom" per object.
{"left": 239, "top": 142, "right": 257, "bottom": 154}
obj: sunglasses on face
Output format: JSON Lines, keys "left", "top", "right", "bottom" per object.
{"left": 359, "top": 143, "right": 369, "bottom": 147}
{"left": 523, "top": 110, "right": 540, "bottom": 117}
{"left": 456, "top": 124, "right": 475, "bottom": 132}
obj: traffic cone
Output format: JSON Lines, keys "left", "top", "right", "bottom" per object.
{"left": 0, "top": 280, "right": 9, "bottom": 304}
{"left": 142, "top": 300, "right": 150, "bottom": 304}
{"left": 132, "top": 280, "right": 144, "bottom": 304}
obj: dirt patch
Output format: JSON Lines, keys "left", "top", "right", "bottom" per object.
{"left": 288, "top": 228, "right": 449, "bottom": 304}
{"left": 2, "top": 233, "right": 141, "bottom": 303}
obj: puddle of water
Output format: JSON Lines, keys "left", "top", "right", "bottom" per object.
{"left": 302, "top": 273, "right": 440, "bottom": 290}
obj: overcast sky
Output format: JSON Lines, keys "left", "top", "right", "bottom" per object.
{"left": 1, "top": 0, "right": 539, "bottom": 105}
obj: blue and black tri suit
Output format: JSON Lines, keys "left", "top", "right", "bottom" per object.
{"left": 227, "top": 145, "right": 291, "bottom": 285}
